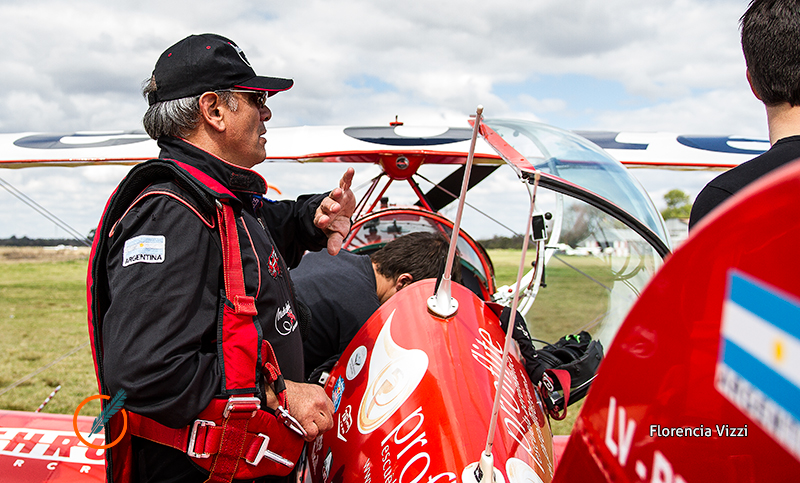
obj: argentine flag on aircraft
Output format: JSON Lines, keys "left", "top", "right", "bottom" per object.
{"left": 715, "top": 270, "right": 800, "bottom": 460}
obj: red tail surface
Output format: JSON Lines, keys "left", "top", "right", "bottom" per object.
{"left": 555, "top": 160, "right": 800, "bottom": 482}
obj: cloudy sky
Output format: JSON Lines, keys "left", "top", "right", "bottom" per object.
{"left": 0, "top": 0, "right": 766, "bottom": 241}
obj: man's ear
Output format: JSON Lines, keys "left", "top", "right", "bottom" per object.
{"left": 395, "top": 273, "right": 414, "bottom": 291}
{"left": 198, "top": 92, "right": 226, "bottom": 132}
{"left": 746, "top": 70, "right": 762, "bottom": 101}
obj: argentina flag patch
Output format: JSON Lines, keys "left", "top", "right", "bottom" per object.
{"left": 123, "top": 235, "right": 166, "bottom": 267}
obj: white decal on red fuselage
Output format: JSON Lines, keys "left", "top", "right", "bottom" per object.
{"left": 470, "top": 327, "right": 552, "bottom": 477}
{"left": 0, "top": 427, "right": 104, "bottom": 465}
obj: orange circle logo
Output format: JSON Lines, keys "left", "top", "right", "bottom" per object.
{"left": 72, "top": 394, "right": 128, "bottom": 450}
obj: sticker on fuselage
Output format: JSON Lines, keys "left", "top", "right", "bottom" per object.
{"left": 332, "top": 376, "right": 345, "bottom": 412}
{"left": 346, "top": 346, "right": 367, "bottom": 380}
{"left": 715, "top": 270, "right": 800, "bottom": 461}
{"left": 357, "top": 310, "right": 428, "bottom": 434}
{"left": 122, "top": 235, "right": 165, "bottom": 267}
{"left": 322, "top": 449, "right": 332, "bottom": 483}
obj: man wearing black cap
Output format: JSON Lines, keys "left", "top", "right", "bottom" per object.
{"left": 87, "top": 34, "right": 353, "bottom": 482}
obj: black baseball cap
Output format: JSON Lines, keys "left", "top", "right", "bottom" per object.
{"left": 147, "top": 33, "right": 293, "bottom": 105}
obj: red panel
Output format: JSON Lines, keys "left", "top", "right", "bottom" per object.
{"left": 554, "top": 160, "right": 800, "bottom": 482}
{"left": 307, "top": 280, "right": 554, "bottom": 483}
{"left": 0, "top": 410, "right": 104, "bottom": 482}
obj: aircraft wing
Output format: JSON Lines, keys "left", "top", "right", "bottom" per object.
{"left": 0, "top": 127, "right": 768, "bottom": 170}
{"left": 0, "top": 409, "right": 105, "bottom": 480}
{"left": 576, "top": 131, "right": 769, "bottom": 169}
{"left": 0, "top": 126, "right": 504, "bottom": 168}
{"left": 0, "top": 132, "right": 158, "bottom": 168}
{"left": 262, "top": 124, "right": 501, "bottom": 164}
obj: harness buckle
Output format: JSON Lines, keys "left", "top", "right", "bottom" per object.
{"left": 187, "top": 419, "right": 216, "bottom": 459}
{"left": 246, "top": 433, "right": 295, "bottom": 468}
{"left": 223, "top": 396, "right": 261, "bottom": 418}
{"left": 276, "top": 405, "right": 308, "bottom": 438}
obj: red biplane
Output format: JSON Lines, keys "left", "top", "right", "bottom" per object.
{"left": 2, "top": 114, "right": 797, "bottom": 483}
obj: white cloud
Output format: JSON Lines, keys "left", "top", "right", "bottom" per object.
{"left": 590, "top": 88, "right": 767, "bottom": 136}
{"left": 0, "top": 0, "right": 768, "bottom": 238}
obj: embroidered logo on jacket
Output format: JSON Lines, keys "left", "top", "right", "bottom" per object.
{"left": 268, "top": 248, "right": 281, "bottom": 278}
{"left": 122, "top": 235, "right": 165, "bottom": 267}
{"left": 275, "top": 301, "right": 298, "bottom": 336}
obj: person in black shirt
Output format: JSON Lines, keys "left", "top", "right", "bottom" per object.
{"left": 291, "top": 231, "right": 547, "bottom": 387}
{"left": 690, "top": 0, "right": 800, "bottom": 229}
{"left": 291, "top": 231, "right": 457, "bottom": 381}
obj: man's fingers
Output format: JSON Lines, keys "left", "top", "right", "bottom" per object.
{"left": 339, "top": 167, "right": 355, "bottom": 190}
{"left": 315, "top": 167, "right": 355, "bottom": 239}
{"left": 284, "top": 381, "right": 335, "bottom": 440}
{"left": 327, "top": 234, "right": 344, "bottom": 256}
{"left": 325, "top": 199, "right": 341, "bottom": 215}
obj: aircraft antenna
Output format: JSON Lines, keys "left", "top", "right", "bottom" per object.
{"left": 463, "top": 171, "right": 540, "bottom": 483}
{"left": 427, "top": 105, "right": 483, "bottom": 318}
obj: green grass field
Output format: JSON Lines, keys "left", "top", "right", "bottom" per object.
{"left": 0, "top": 247, "right": 99, "bottom": 415}
{"left": 0, "top": 246, "right": 612, "bottom": 433}
{"left": 488, "top": 248, "right": 615, "bottom": 434}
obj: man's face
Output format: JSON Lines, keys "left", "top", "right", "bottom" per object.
{"left": 223, "top": 91, "right": 272, "bottom": 169}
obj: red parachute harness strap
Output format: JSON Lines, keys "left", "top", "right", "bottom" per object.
{"left": 87, "top": 159, "right": 304, "bottom": 483}
{"left": 540, "top": 368, "right": 572, "bottom": 421}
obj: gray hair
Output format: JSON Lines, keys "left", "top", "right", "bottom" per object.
{"left": 141, "top": 77, "right": 238, "bottom": 139}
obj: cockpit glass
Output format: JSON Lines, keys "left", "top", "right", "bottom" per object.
{"left": 518, "top": 188, "right": 663, "bottom": 349}
{"left": 483, "top": 119, "right": 670, "bottom": 247}
{"left": 346, "top": 210, "right": 490, "bottom": 286}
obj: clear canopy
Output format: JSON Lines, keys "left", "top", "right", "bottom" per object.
{"left": 483, "top": 119, "right": 670, "bottom": 247}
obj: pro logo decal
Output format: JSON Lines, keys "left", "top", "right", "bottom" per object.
{"left": 332, "top": 377, "right": 345, "bottom": 412}
{"left": 123, "top": 235, "right": 165, "bottom": 267}
{"left": 357, "top": 311, "right": 428, "bottom": 434}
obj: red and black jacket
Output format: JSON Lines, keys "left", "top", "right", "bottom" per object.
{"left": 87, "top": 137, "right": 328, "bottom": 481}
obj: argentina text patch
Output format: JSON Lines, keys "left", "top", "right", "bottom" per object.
{"left": 123, "top": 235, "right": 166, "bottom": 267}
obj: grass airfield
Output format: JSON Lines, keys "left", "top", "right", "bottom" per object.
{"left": 0, "top": 247, "right": 613, "bottom": 434}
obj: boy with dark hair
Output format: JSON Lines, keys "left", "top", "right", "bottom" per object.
{"left": 291, "top": 231, "right": 459, "bottom": 380}
{"left": 370, "top": 230, "right": 460, "bottom": 302}
{"left": 690, "top": 0, "right": 800, "bottom": 228}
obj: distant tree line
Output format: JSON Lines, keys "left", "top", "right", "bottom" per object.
{"left": 661, "top": 189, "right": 692, "bottom": 220}
{"left": 0, "top": 236, "right": 86, "bottom": 247}
{"left": 477, "top": 235, "right": 525, "bottom": 249}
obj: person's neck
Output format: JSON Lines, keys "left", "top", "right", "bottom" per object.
{"left": 765, "top": 102, "right": 800, "bottom": 145}
{"left": 372, "top": 262, "right": 393, "bottom": 305}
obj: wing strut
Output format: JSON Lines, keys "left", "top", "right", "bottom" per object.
{"left": 0, "top": 175, "right": 91, "bottom": 246}
{"left": 465, "top": 170, "right": 541, "bottom": 483}
{"left": 427, "top": 105, "right": 484, "bottom": 318}
{"left": 416, "top": 165, "right": 499, "bottom": 212}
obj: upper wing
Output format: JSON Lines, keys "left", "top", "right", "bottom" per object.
{"left": 576, "top": 131, "right": 769, "bottom": 169}
{"left": 0, "top": 127, "right": 768, "bottom": 171}
{"left": 0, "top": 131, "right": 158, "bottom": 168}
{"left": 262, "top": 125, "right": 502, "bottom": 165}
{"left": 0, "top": 126, "right": 503, "bottom": 168}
